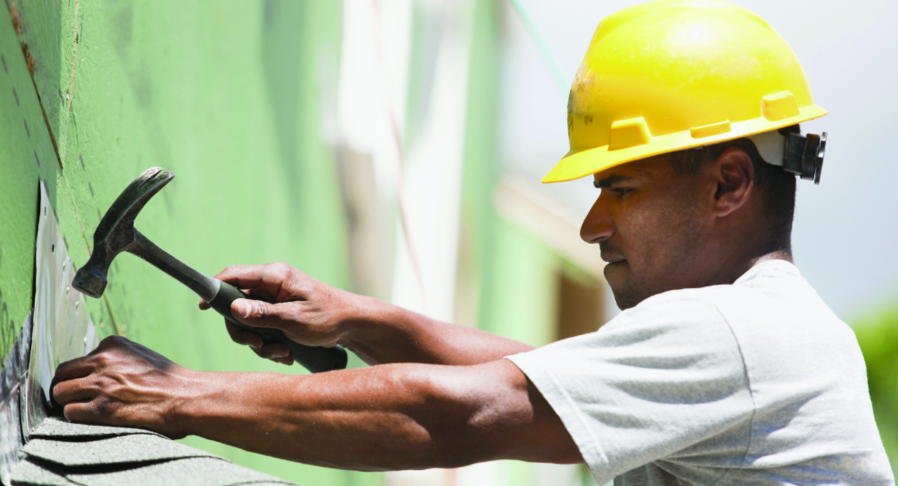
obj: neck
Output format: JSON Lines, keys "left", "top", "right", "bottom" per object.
{"left": 702, "top": 230, "right": 792, "bottom": 287}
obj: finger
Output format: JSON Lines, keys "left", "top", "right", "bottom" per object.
{"left": 53, "top": 377, "right": 98, "bottom": 405}
{"left": 230, "top": 299, "right": 299, "bottom": 331}
{"left": 225, "top": 321, "right": 264, "bottom": 348}
{"left": 54, "top": 357, "right": 96, "bottom": 382}
{"left": 63, "top": 400, "right": 107, "bottom": 424}
{"left": 201, "top": 287, "right": 260, "bottom": 311}
{"left": 214, "top": 263, "right": 295, "bottom": 296}
{"left": 250, "top": 342, "right": 291, "bottom": 360}
{"left": 272, "top": 356, "right": 294, "bottom": 366}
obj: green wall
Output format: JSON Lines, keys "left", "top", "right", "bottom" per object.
{"left": 0, "top": 1, "right": 380, "bottom": 484}
{"left": 1, "top": 0, "right": 570, "bottom": 484}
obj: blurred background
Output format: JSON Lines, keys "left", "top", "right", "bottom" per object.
{"left": 0, "top": 0, "right": 896, "bottom": 485}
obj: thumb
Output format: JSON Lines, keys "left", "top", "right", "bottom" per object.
{"left": 231, "top": 299, "right": 293, "bottom": 330}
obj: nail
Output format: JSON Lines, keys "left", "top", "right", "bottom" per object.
{"left": 234, "top": 301, "right": 250, "bottom": 318}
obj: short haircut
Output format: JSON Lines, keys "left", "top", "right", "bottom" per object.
{"left": 667, "top": 125, "right": 799, "bottom": 240}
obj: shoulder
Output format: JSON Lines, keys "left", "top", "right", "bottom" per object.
{"left": 623, "top": 260, "right": 813, "bottom": 334}
{"left": 525, "top": 289, "right": 746, "bottom": 375}
{"left": 608, "top": 287, "right": 732, "bottom": 339}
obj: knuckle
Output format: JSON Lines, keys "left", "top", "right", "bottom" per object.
{"left": 94, "top": 399, "right": 116, "bottom": 417}
{"left": 92, "top": 353, "right": 111, "bottom": 367}
{"left": 250, "top": 301, "right": 266, "bottom": 318}
{"left": 270, "top": 261, "right": 290, "bottom": 276}
{"left": 102, "top": 336, "right": 127, "bottom": 349}
{"left": 88, "top": 374, "right": 108, "bottom": 389}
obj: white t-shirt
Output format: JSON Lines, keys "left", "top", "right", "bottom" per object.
{"left": 507, "top": 260, "right": 894, "bottom": 485}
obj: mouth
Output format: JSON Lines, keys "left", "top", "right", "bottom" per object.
{"left": 600, "top": 252, "right": 626, "bottom": 264}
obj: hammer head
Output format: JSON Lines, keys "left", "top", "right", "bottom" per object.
{"left": 73, "top": 167, "right": 174, "bottom": 298}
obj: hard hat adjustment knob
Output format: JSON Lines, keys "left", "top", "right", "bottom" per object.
{"left": 783, "top": 132, "right": 827, "bottom": 185}
{"left": 814, "top": 133, "right": 827, "bottom": 185}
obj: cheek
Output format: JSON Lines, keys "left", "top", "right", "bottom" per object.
{"left": 618, "top": 197, "right": 697, "bottom": 271}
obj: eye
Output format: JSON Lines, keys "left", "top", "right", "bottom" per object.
{"left": 613, "top": 187, "right": 633, "bottom": 197}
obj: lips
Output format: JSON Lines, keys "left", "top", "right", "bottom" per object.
{"left": 599, "top": 243, "right": 626, "bottom": 264}
{"left": 600, "top": 252, "right": 626, "bottom": 264}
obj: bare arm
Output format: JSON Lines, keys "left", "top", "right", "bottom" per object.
{"left": 339, "top": 300, "right": 534, "bottom": 366}
{"left": 206, "top": 262, "right": 533, "bottom": 366}
{"left": 52, "top": 337, "right": 580, "bottom": 470}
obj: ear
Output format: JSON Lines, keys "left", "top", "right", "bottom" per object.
{"left": 711, "top": 148, "right": 754, "bottom": 218}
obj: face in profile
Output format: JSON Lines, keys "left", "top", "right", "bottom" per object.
{"left": 581, "top": 156, "right": 713, "bottom": 310}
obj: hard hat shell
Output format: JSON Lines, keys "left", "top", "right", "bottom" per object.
{"left": 544, "top": 0, "right": 827, "bottom": 183}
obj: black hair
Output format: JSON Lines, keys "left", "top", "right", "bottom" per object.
{"left": 667, "top": 125, "right": 799, "bottom": 242}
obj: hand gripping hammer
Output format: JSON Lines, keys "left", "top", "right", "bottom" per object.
{"left": 72, "top": 167, "right": 348, "bottom": 373}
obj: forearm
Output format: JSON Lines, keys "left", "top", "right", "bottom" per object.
{"left": 53, "top": 337, "right": 581, "bottom": 470}
{"left": 342, "top": 296, "right": 534, "bottom": 366}
{"left": 178, "top": 362, "right": 532, "bottom": 470}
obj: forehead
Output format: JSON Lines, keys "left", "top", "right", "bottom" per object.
{"left": 591, "top": 154, "right": 673, "bottom": 186}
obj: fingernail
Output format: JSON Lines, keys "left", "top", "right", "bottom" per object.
{"left": 234, "top": 301, "right": 250, "bottom": 318}
{"left": 274, "top": 351, "right": 289, "bottom": 358}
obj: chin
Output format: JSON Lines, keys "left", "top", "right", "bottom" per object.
{"left": 611, "top": 291, "right": 641, "bottom": 311}
{"left": 603, "top": 261, "right": 628, "bottom": 287}
{"left": 605, "top": 265, "right": 650, "bottom": 310}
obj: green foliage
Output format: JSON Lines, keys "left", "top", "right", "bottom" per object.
{"left": 853, "top": 303, "right": 898, "bottom": 472}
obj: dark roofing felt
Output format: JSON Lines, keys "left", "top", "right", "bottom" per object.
{"left": 10, "top": 417, "right": 297, "bottom": 486}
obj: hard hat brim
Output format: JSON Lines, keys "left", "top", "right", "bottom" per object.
{"left": 542, "top": 105, "right": 828, "bottom": 184}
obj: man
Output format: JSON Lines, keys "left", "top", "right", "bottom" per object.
{"left": 52, "top": 1, "right": 893, "bottom": 484}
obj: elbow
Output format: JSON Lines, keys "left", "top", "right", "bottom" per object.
{"left": 394, "top": 363, "right": 527, "bottom": 470}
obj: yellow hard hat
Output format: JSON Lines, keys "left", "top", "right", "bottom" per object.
{"left": 544, "top": 0, "right": 828, "bottom": 183}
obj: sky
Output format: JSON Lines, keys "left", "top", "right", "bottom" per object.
{"left": 498, "top": 0, "right": 898, "bottom": 320}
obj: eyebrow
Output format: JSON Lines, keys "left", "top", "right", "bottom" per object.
{"left": 593, "top": 174, "right": 634, "bottom": 188}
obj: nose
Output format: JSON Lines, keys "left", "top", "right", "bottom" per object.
{"left": 580, "top": 194, "right": 614, "bottom": 244}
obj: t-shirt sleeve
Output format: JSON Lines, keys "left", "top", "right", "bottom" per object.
{"left": 506, "top": 296, "right": 754, "bottom": 484}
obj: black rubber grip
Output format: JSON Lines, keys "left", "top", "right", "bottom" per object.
{"left": 207, "top": 281, "right": 348, "bottom": 373}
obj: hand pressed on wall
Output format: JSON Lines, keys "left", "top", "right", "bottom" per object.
{"left": 51, "top": 336, "right": 195, "bottom": 438}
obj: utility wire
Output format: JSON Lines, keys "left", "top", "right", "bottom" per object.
{"left": 506, "top": 0, "right": 569, "bottom": 96}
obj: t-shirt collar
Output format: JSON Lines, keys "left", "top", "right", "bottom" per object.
{"left": 735, "top": 258, "right": 799, "bottom": 285}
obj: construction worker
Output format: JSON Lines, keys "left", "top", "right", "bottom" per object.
{"left": 52, "top": 1, "right": 893, "bottom": 484}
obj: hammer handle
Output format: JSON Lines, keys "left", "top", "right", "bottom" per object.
{"left": 207, "top": 281, "right": 348, "bottom": 373}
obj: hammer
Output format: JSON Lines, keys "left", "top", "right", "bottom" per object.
{"left": 72, "top": 167, "right": 348, "bottom": 373}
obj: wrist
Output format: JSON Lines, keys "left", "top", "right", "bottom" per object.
{"left": 170, "top": 368, "right": 226, "bottom": 437}
{"left": 337, "top": 294, "right": 397, "bottom": 349}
